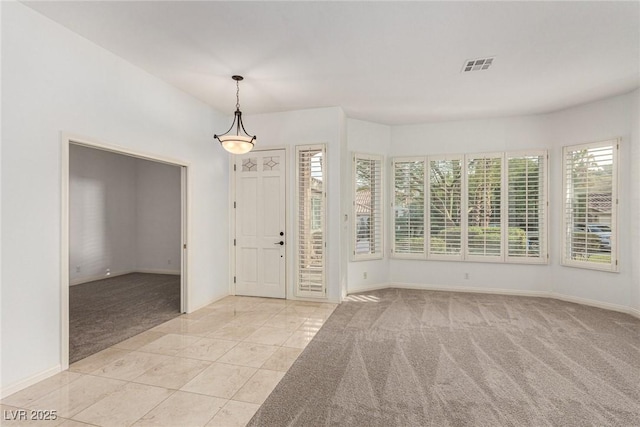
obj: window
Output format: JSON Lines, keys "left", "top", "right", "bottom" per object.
{"left": 353, "top": 153, "right": 383, "bottom": 260}
{"left": 296, "top": 145, "right": 326, "bottom": 296}
{"left": 391, "top": 150, "right": 548, "bottom": 264}
{"left": 428, "top": 156, "right": 463, "bottom": 259}
{"left": 392, "top": 158, "right": 425, "bottom": 257}
{"left": 507, "top": 152, "right": 547, "bottom": 262}
{"left": 466, "top": 154, "right": 503, "bottom": 260}
{"left": 563, "top": 140, "right": 618, "bottom": 271}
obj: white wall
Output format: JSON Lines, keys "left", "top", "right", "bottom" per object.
{"left": 69, "top": 145, "right": 137, "bottom": 284}
{"left": 631, "top": 91, "right": 640, "bottom": 313}
{"left": 546, "top": 91, "right": 637, "bottom": 309}
{"left": 243, "top": 107, "right": 346, "bottom": 302}
{"left": 1, "top": 2, "right": 229, "bottom": 391}
{"left": 346, "top": 119, "right": 392, "bottom": 292}
{"left": 387, "top": 90, "right": 639, "bottom": 311}
{"left": 135, "top": 158, "right": 181, "bottom": 274}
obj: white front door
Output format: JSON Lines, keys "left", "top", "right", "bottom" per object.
{"left": 235, "top": 149, "right": 286, "bottom": 298}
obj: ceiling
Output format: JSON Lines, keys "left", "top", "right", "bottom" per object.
{"left": 24, "top": 1, "right": 640, "bottom": 125}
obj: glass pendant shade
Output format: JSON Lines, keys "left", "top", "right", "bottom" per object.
{"left": 218, "top": 135, "right": 255, "bottom": 154}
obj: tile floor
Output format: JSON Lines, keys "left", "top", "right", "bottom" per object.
{"left": 1, "top": 296, "right": 337, "bottom": 427}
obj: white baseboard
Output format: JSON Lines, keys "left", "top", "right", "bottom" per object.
{"left": 70, "top": 270, "right": 134, "bottom": 286}
{"left": 552, "top": 293, "right": 640, "bottom": 318}
{"left": 389, "top": 282, "right": 549, "bottom": 298}
{"left": 188, "top": 292, "right": 343, "bottom": 312}
{"left": 188, "top": 293, "right": 229, "bottom": 313}
{"left": 347, "top": 282, "right": 392, "bottom": 295}
{"left": 70, "top": 269, "right": 180, "bottom": 285}
{"left": 287, "top": 295, "right": 342, "bottom": 304}
{"left": 349, "top": 282, "right": 547, "bottom": 298}
{"left": 348, "top": 283, "right": 640, "bottom": 319}
{"left": 1, "top": 365, "right": 61, "bottom": 399}
{"left": 135, "top": 269, "right": 180, "bottom": 275}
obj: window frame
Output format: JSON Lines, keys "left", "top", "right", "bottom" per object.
{"left": 390, "top": 150, "right": 549, "bottom": 265}
{"left": 561, "top": 139, "right": 619, "bottom": 272}
{"left": 427, "top": 154, "right": 464, "bottom": 261}
{"left": 465, "top": 152, "right": 505, "bottom": 263}
{"left": 505, "top": 150, "right": 549, "bottom": 265}
{"left": 391, "top": 157, "right": 427, "bottom": 259}
{"left": 352, "top": 152, "right": 384, "bottom": 261}
{"left": 295, "top": 144, "right": 327, "bottom": 298}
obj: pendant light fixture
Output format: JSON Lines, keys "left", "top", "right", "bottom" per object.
{"left": 214, "top": 75, "right": 256, "bottom": 154}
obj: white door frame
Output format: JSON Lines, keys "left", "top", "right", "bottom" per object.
{"left": 229, "top": 146, "right": 288, "bottom": 298}
{"left": 60, "top": 133, "right": 191, "bottom": 370}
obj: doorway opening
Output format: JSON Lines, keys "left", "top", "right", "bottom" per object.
{"left": 61, "top": 135, "right": 190, "bottom": 368}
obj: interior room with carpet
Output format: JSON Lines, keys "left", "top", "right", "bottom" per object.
{"left": 1, "top": 1, "right": 639, "bottom": 426}
{"left": 69, "top": 144, "right": 183, "bottom": 363}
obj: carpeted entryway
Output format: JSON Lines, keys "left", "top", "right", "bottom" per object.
{"left": 70, "top": 273, "right": 180, "bottom": 363}
{"left": 249, "top": 288, "right": 640, "bottom": 426}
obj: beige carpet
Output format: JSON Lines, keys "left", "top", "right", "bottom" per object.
{"left": 70, "top": 273, "right": 180, "bottom": 363}
{"left": 249, "top": 288, "right": 640, "bottom": 426}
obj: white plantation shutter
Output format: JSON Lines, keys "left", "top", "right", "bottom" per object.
{"left": 353, "top": 153, "right": 383, "bottom": 260}
{"left": 428, "top": 156, "right": 463, "bottom": 259}
{"left": 391, "top": 151, "right": 550, "bottom": 265}
{"left": 466, "top": 154, "right": 503, "bottom": 260}
{"left": 392, "top": 158, "right": 426, "bottom": 257}
{"left": 563, "top": 140, "right": 618, "bottom": 271}
{"left": 296, "top": 144, "right": 326, "bottom": 296}
{"left": 506, "top": 152, "right": 547, "bottom": 262}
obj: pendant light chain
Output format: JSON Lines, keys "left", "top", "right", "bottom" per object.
{"left": 236, "top": 80, "right": 241, "bottom": 111}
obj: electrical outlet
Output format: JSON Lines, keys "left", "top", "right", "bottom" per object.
{"left": 106, "top": 268, "right": 111, "bottom": 276}
{"left": 167, "top": 259, "right": 171, "bottom": 265}
{"left": 363, "top": 272, "right": 368, "bottom": 279}
{"left": 76, "top": 266, "right": 81, "bottom": 273}
{"left": 464, "top": 273, "right": 469, "bottom": 280}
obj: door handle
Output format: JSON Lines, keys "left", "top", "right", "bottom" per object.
{"left": 274, "top": 241, "right": 284, "bottom": 246}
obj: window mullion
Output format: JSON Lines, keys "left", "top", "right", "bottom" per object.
{"left": 501, "top": 152, "right": 507, "bottom": 262}
{"left": 462, "top": 154, "right": 468, "bottom": 261}
{"left": 424, "top": 156, "right": 430, "bottom": 258}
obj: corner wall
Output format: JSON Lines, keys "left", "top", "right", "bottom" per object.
{"left": 546, "top": 91, "right": 636, "bottom": 309}
{"left": 1, "top": 2, "right": 229, "bottom": 391}
{"left": 346, "top": 119, "right": 392, "bottom": 292}
{"left": 629, "top": 91, "right": 640, "bottom": 313}
{"left": 135, "top": 158, "right": 181, "bottom": 275}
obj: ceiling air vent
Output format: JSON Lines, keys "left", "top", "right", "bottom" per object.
{"left": 462, "top": 57, "right": 495, "bottom": 73}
